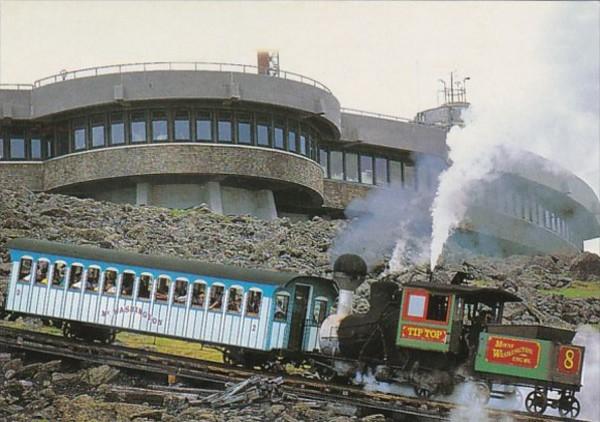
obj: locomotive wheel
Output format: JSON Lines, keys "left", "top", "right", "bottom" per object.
{"left": 525, "top": 390, "right": 547, "bottom": 415}
{"left": 558, "top": 394, "right": 580, "bottom": 418}
{"left": 414, "top": 387, "right": 433, "bottom": 399}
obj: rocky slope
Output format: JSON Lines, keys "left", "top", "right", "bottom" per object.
{"left": 1, "top": 185, "right": 599, "bottom": 327}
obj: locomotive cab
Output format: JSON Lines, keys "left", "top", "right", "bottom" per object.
{"left": 396, "top": 282, "right": 521, "bottom": 356}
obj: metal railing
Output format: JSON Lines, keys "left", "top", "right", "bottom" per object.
{"left": 31, "top": 61, "right": 332, "bottom": 93}
{"left": 0, "top": 83, "right": 34, "bottom": 91}
{"left": 341, "top": 107, "right": 414, "bottom": 123}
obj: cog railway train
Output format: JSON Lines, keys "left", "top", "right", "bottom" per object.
{"left": 2, "top": 238, "right": 586, "bottom": 418}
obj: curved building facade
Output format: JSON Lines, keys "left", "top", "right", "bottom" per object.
{"left": 1, "top": 61, "right": 599, "bottom": 255}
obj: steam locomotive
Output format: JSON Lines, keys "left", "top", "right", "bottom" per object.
{"left": 2, "top": 239, "right": 585, "bottom": 418}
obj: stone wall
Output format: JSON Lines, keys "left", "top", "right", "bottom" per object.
{"left": 322, "top": 179, "right": 373, "bottom": 209}
{"left": 42, "top": 143, "right": 324, "bottom": 205}
{"left": 0, "top": 162, "right": 43, "bottom": 191}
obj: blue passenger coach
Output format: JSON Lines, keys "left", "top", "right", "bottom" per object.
{"left": 4, "top": 238, "right": 337, "bottom": 358}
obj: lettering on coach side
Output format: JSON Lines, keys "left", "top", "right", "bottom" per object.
{"left": 401, "top": 324, "right": 447, "bottom": 343}
{"left": 485, "top": 336, "right": 541, "bottom": 369}
{"left": 100, "top": 306, "right": 163, "bottom": 326}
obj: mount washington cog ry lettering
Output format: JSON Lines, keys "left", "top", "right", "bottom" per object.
{"left": 101, "top": 305, "right": 163, "bottom": 326}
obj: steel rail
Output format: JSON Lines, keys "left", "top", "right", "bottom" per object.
{"left": 30, "top": 61, "right": 332, "bottom": 93}
{"left": 0, "top": 325, "right": 587, "bottom": 422}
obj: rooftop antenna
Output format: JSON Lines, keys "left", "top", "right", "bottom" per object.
{"left": 257, "top": 50, "right": 280, "bottom": 77}
{"left": 439, "top": 72, "right": 469, "bottom": 104}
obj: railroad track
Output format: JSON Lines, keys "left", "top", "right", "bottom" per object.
{"left": 0, "top": 325, "right": 588, "bottom": 422}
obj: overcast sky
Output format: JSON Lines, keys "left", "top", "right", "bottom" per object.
{"left": 1, "top": 1, "right": 599, "bottom": 251}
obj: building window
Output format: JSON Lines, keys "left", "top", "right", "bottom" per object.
{"left": 30, "top": 138, "right": 42, "bottom": 160}
{"left": 196, "top": 112, "right": 213, "bottom": 141}
{"left": 0, "top": 138, "right": 4, "bottom": 159}
{"left": 237, "top": 113, "right": 252, "bottom": 145}
{"left": 389, "top": 161, "right": 402, "bottom": 186}
{"left": 174, "top": 111, "right": 190, "bottom": 141}
{"left": 345, "top": 152, "right": 359, "bottom": 182}
{"left": 151, "top": 111, "right": 168, "bottom": 142}
{"left": 217, "top": 113, "right": 232, "bottom": 143}
{"left": 330, "top": 150, "right": 343, "bottom": 180}
{"left": 131, "top": 112, "right": 147, "bottom": 143}
{"left": 299, "top": 133, "right": 307, "bottom": 156}
{"left": 256, "top": 117, "right": 270, "bottom": 146}
{"left": 319, "top": 148, "right": 329, "bottom": 177}
{"left": 403, "top": 163, "right": 416, "bottom": 189}
{"left": 110, "top": 113, "right": 125, "bottom": 145}
{"left": 73, "top": 127, "right": 86, "bottom": 151}
{"left": 360, "top": 155, "right": 373, "bottom": 184}
{"left": 91, "top": 115, "right": 105, "bottom": 148}
{"left": 375, "top": 157, "right": 388, "bottom": 185}
{"left": 47, "top": 139, "right": 54, "bottom": 158}
{"left": 288, "top": 128, "right": 297, "bottom": 152}
{"left": 274, "top": 123, "right": 285, "bottom": 149}
{"left": 10, "top": 137, "right": 26, "bottom": 159}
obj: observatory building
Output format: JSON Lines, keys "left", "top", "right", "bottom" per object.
{"left": 1, "top": 53, "right": 599, "bottom": 256}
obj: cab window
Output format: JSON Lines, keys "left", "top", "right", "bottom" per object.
{"left": 427, "top": 294, "right": 450, "bottom": 322}
{"left": 17, "top": 258, "right": 33, "bottom": 283}
{"left": 404, "top": 290, "right": 450, "bottom": 323}
{"left": 274, "top": 293, "right": 290, "bottom": 321}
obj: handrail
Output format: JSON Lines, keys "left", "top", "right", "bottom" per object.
{"left": 0, "top": 83, "right": 34, "bottom": 91}
{"left": 30, "top": 61, "right": 332, "bottom": 93}
{"left": 341, "top": 107, "right": 414, "bottom": 123}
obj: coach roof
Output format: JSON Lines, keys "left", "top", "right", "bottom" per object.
{"left": 8, "top": 238, "right": 331, "bottom": 287}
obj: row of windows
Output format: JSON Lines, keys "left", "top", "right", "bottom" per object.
{"left": 0, "top": 109, "right": 322, "bottom": 161}
{"left": 472, "top": 188, "right": 578, "bottom": 245}
{"left": 0, "top": 137, "right": 51, "bottom": 160}
{"left": 16, "top": 258, "right": 278, "bottom": 318}
{"left": 319, "top": 147, "right": 432, "bottom": 189}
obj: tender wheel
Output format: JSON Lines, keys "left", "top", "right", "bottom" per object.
{"left": 525, "top": 390, "right": 547, "bottom": 415}
{"left": 558, "top": 394, "right": 580, "bottom": 418}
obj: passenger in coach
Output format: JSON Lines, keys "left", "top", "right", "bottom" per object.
{"left": 86, "top": 268, "right": 100, "bottom": 291}
{"left": 52, "top": 263, "right": 66, "bottom": 286}
{"left": 173, "top": 281, "right": 187, "bottom": 304}
{"left": 104, "top": 275, "right": 117, "bottom": 295}
{"left": 35, "top": 262, "right": 49, "bottom": 284}
{"left": 18, "top": 259, "right": 32, "bottom": 282}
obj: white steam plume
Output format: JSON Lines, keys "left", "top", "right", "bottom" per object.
{"left": 573, "top": 325, "right": 600, "bottom": 421}
{"left": 429, "top": 4, "right": 599, "bottom": 269}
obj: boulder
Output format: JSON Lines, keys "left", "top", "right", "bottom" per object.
{"left": 570, "top": 252, "right": 600, "bottom": 281}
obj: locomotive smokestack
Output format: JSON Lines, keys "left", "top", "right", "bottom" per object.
{"left": 333, "top": 254, "right": 367, "bottom": 316}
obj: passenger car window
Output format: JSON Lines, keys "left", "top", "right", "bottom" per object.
{"left": 35, "top": 260, "right": 50, "bottom": 285}
{"left": 208, "top": 285, "right": 224, "bottom": 311}
{"left": 17, "top": 258, "right": 33, "bottom": 283}
{"left": 313, "top": 299, "right": 328, "bottom": 324}
{"left": 246, "top": 290, "right": 262, "bottom": 316}
{"left": 120, "top": 273, "right": 135, "bottom": 297}
{"left": 274, "top": 293, "right": 289, "bottom": 321}
{"left": 103, "top": 270, "right": 118, "bottom": 295}
{"left": 52, "top": 262, "right": 67, "bottom": 287}
{"left": 68, "top": 265, "right": 84, "bottom": 290}
{"left": 227, "top": 287, "right": 243, "bottom": 313}
{"left": 173, "top": 279, "right": 188, "bottom": 305}
{"left": 155, "top": 277, "right": 170, "bottom": 302}
{"left": 191, "top": 283, "right": 206, "bottom": 308}
{"left": 138, "top": 275, "right": 153, "bottom": 300}
{"left": 86, "top": 267, "right": 100, "bottom": 292}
